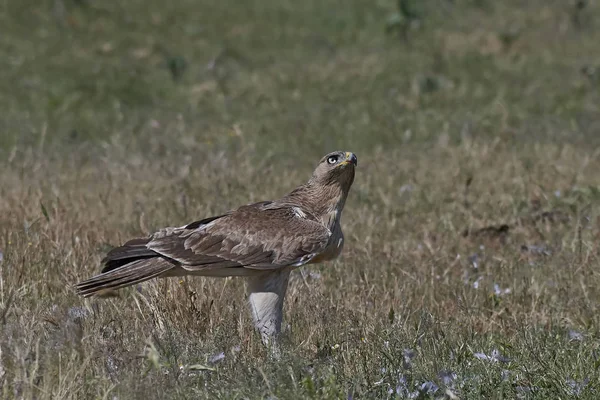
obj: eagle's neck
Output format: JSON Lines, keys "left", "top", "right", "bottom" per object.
{"left": 281, "top": 181, "right": 348, "bottom": 230}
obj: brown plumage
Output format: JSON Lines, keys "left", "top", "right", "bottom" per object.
{"left": 75, "top": 150, "right": 357, "bottom": 349}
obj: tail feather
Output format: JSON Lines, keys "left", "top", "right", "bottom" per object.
{"left": 101, "top": 238, "right": 157, "bottom": 273}
{"left": 75, "top": 257, "right": 175, "bottom": 297}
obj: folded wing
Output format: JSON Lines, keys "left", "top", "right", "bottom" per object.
{"left": 147, "top": 202, "right": 331, "bottom": 270}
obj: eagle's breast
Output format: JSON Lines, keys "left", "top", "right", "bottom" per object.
{"left": 307, "top": 207, "right": 345, "bottom": 264}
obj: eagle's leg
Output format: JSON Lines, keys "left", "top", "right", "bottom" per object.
{"left": 246, "top": 269, "right": 291, "bottom": 354}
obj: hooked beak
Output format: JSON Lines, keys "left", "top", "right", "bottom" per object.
{"left": 340, "top": 152, "right": 358, "bottom": 166}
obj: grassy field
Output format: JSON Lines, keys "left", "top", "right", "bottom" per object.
{"left": 2, "top": 0, "right": 600, "bottom": 398}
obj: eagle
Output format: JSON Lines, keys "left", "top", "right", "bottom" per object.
{"left": 75, "top": 151, "right": 357, "bottom": 349}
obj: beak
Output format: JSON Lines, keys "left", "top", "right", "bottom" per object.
{"left": 341, "top": 152, "right": 358, "bottom": 166}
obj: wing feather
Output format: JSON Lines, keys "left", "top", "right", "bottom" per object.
{"left": 146, "top": 202, "right": 330, "bottom": 271}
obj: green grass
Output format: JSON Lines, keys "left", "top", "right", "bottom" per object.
{"left": 1, "top": 0, "right": 600, "bottom": 398}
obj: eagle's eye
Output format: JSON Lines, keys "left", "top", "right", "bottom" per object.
{"left": 327, "top": 155, "right": 339, "bottom": 165}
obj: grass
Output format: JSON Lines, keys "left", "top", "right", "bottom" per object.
{"left": 1, "top": 0, "right": 600, "bottom": 398}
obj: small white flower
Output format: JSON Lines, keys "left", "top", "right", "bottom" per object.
{"left": 474, "top": 349, "right": 509, "bottom": 363}
{"left": 568, "top": 330, "right": 584, "bottom": 342}
{"left": 494, "top": 283, "right": 511, "bottom": 296}
{"left": 209, "top": 352, "right": 225, "bottom": 364}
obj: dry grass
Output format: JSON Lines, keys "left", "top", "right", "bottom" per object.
{"left": 2, "top": 0, "right": 600, "bottom": 398}
{"left": 2, "top": 141, "right": 600, "bottom": 399}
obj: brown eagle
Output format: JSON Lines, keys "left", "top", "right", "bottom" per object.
{"left": 75, "top": 151, "right": 357, "bottom": 348}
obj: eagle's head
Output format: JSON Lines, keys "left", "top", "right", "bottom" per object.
{"left": 311, "top": 151, "right": 357, "bottom": 191}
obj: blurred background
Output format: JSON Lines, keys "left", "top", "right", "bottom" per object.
{"left": 2, "top": 0, "right": 599, "bottom": 159}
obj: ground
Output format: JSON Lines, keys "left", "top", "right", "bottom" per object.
{"left": 1, "top": 0, "right": 600, "bottom": 399}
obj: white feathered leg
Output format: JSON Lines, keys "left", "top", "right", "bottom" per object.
{"left": 247, "top": 269, "right": 290, "bottom": 355}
